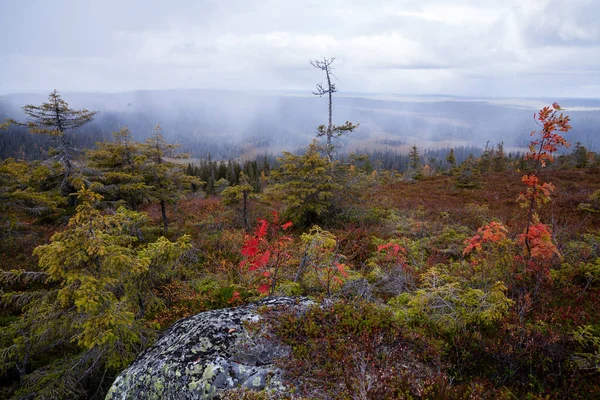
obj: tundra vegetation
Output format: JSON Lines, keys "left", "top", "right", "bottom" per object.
{"left": 1, "top": 93, "right": 600, "bottom": 399}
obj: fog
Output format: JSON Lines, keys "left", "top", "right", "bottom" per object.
{"left": 2, "top": 90, "right": 599, "bottom": 160}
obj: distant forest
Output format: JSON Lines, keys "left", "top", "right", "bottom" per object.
{"left": 1, "top": 90, "right": 599, "bottom": 163}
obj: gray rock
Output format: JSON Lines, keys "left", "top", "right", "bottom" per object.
{"left": 106, "top": 296, "right": 313, "bottom": 400}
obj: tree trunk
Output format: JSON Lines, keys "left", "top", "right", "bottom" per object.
{"left": 160, "top": 199, "right": 168, "bottom": 234}
{"left": 326, "top": 68, "right": 333, "bottom": 161}
{"left": 242, "top": 190, "right": 249, "bottom": 231}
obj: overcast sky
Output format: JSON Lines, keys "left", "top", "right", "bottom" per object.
{"left": 1, "top": 0, "right": 599, "bottom": 97}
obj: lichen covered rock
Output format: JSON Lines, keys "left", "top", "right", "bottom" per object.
{"left": 106, "top": 297, "right": 313, "bottom": 400}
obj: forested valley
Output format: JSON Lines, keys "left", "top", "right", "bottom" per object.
{"left": 1, "top": 91, "right": 600, "bottom": 399}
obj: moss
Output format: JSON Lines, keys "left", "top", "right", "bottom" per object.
{"left": 276, "top": 280, "right": 303, "bottom": 296}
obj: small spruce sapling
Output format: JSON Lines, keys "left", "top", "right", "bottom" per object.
{"left": 300, "top": 226, "right": 349, "bottom": 295}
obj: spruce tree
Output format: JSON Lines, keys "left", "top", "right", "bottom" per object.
{"left": 21, "top": 90, "right": 97, "bottom": 195}
{"left": 446, "top": 148, "right": 456, "bottom": 169}
{"left": 222, "top": 171, "right": 254, "bottom": 230}
{"left": 87, "top": 127, "right": 151, "bottom": 209}
{"left": 139, "top": 125, "right": 201, "bottom": 233}
{"left": 311, "top": 58, "right": 358, "bottom": 160}
{"left": 492, "top": 142, "right": 507, "bottom": 172}
{"left": 270, "top": 140, "right": 340, "bottom": 227}
{"left": 408, "top": 145, "right": 420, "bottom": 170}
{"left": 0, "top": 187, "right": 190, "bottom": 399}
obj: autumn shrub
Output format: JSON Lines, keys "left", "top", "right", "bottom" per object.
{"left": 335, "top": 225, "right": 374, "bottom": 269}
{"left": 295, "top": 226, "right": 350, "bottom": 295}
{"left": 239, "top": 213, "right": 294, "bottom": 295}
{"left": 194, "top": 227, "right": 246, "bottom": 278}
{"left": 260, "top": 300, "right": 513, "bottom": 399}
{"left": 150, "top": 279, "right": 251, "bottom": 328}
{"left": 461, "top": 220, "right": 515, "bottom": 285}
{"left": 366, "top": 239, "right": 417, "bottom": 298}
{"left": 216, "top": 387, "right": 310, "bottom": 399}
{"left": 267, "top": 301, "right": 437, "bottom": 399}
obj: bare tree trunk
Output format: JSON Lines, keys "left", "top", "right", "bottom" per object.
{"left": 326, "top": 68, "right": 333, "bottom": 161}
{"left": 242, "top": 190, "right": 249, "bottom": 231}
{"left": 294, "top": 248, "right": 309, "bottom": 283}
{"left": 160, "top": 199, "right": 168, "bottom": 234}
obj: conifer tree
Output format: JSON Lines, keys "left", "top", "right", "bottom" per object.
{"left": 0, "top": 187, "right": 190, "bottom": 399}
{"left": 492, "top": 142, "right": 507, "bottom": 172}
{"left": 455, "top": 154, "right": 481, "bottom": 189}
{"left": 21, "top": 90, "right": 97, "bottom": 195}
{"left": 222, "top": 171, "right": 254, "bottom": 230}
{"left": 0, "top": 158, "right": 60, "bottom": 218}
{"left": 573, "top": 142, "right": 588, "bottom": 168}
{"left": 270, "top": 140, "right": 340, "bottom": 227}
{"left": 446, "top": 148, "right": 456, "bottom": 168}
{"left": 408, "top": 144, "right": 420, "bottom": 170}
{"left": 311, "top": 57, "right": 358, "bottom": 161}
{"left": 87, "top": 127, "right": 151, "bottom": 209}
{"left": 478, "top": 142, "right": 493, "bottom": 173}
{"left": 139, "top": 125, "right": 200, "bottom": 233}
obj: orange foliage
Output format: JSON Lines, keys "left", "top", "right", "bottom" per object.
{"left": 463, "top": 221, "right": 508, "bottom": 256}
{"left": 152, "top": 280, "right": 207, "bottom": 327}
{"left": 517, "top": 222, "right": 559, "bottom": 263}
{"left": 526, "top": 103, "right": 571, "bottom": 167}
{"left": 519, "top": 103, "right": 570, "bottom": 261}
{"left": 377, "top": 242, "right": 407, "bottom": 265}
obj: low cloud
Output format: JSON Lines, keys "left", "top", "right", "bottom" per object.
{"left": 1, "top": 0, "right": 599, "bottom": 97}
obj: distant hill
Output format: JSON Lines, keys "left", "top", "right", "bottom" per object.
{"left": 1, "top": 89, "right": 599, "bottom": 160}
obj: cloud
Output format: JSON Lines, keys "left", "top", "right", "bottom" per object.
{"left": 0, "top": 0, "right": 599, "bottom": 97}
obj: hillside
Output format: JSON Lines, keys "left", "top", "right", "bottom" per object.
{"left": 1, "top": 95, "right": 600, "bottom": 399}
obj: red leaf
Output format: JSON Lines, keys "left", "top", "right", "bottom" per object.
{"left": 258, "top": 250, "right": 271, "bottom": 267}
{"left": 258, "top": 284, "right": 270, "bottom": 295}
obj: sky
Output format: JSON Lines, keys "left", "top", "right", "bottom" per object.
{"left": 1, "top": 0, "right": 599, "bottom": 98}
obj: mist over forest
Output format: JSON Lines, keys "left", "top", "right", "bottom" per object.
{"left": 2, "top": 89, "right": 599, "bottom": 161}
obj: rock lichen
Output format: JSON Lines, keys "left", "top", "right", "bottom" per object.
{"left": 105, "top": 297, "right": 312, "bottom": 400}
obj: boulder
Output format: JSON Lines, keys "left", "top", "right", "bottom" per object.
{"left": 106, "top": 296, "right": 313, "bottom": 400}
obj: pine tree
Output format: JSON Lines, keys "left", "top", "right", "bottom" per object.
{"left": 0, "top": 159, "right": 62, "bottom": 255}
{"left": 573, "top": 142, "right": 588, "bottom": 168}
{"left": 455, "top": 154, "right": 481, "bottom": 189}
{"left": 408, "top": 144, "right": 421, "bottom": 171}
{"left": 478, "top": 142, "right": 493, "bottom": 173}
